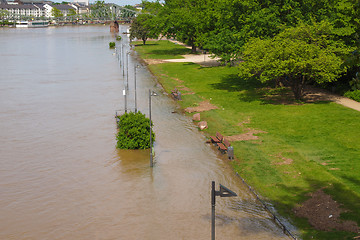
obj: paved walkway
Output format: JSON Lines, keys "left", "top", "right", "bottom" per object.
{"left": 305, "top": 87, "right": 360, "bottom": 112}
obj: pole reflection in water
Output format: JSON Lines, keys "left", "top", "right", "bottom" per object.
{"left": 0, "top": 26, "right": 294, "bottom": 240}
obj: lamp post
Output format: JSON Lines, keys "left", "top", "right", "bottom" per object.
{"left": 126, "top": 52, "right": 130, "bottom": 91}
{"left": 149, "top": 89, "right": 157, "bottom": 167}
{"left": 134, "top": 65, "right": 141, "bottom": 113}
{"left": 122, "top": 44, "right": 125, "bottom": 77}
{"left": 211, "top": 181, "right": 237, "bottom": 240}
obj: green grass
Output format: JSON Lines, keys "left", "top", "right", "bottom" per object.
{"left": 136, "top": 42, "right": 360, "bottom": 239}
{"left": 133, "top": 40, "right": 192, "bottom": 59}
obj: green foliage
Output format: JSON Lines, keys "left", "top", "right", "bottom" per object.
{"left": 344, "top": 89, "right": 360, "bottom": 102}
{"left": 51, "top": 7, "right": 63, "bottom": 18}
{"left": 116, "top": 36, "right": 122, "bottom": 41}
{"left": 91, "top": 1, "right": 112, "bottom": 19}
{"left": 116, "top": 111, "right": 155, "bottom": 149}
{"left": 239, "top": 22, "right": 350, "bottom": 99}
{"left": 130, "top": 14, "right": 159, "bottom": 45}
{"left": 121, "top": 5, "right": 136, "bottom": 19}
{"left": 349, "top": 72, "right": 360, "bottom": 90}
{"left": 68, "top": 8, "right": 77, "bottom": 16}
{"left": 109, "top": 42, "right": 115, "bottom": 48}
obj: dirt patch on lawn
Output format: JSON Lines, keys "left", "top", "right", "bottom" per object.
{"left": 176, "top": 86, "right": 195, "bottom": 95}
{"left": 293, "top": 189, "right": 359, "bottom": 233}
{"left": 144, "top": 59, "right": 166, "bottom": 65}
{"left": 272, "top": 153, "right": 293, "bottom": 165}
{"left": 225, "top": 129, "right": 267, "bottom": 141}
{"left": 185, "top": 100, "right": 218, "bottom": 113}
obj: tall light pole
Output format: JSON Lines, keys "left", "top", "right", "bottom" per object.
{"left": 211, "top": 181, "right": 237, "bottom": 240}
{"left": 134, "top": 65, "right": 140, "bottom": 113}
{"left": 149, "top": 89, "right": 157, "bottom": 167}
{"left": 122, "top": 44, "right": 125, "bottom": 77}
{"left": 126, "top": 52, "right": 130, "bottom": 91}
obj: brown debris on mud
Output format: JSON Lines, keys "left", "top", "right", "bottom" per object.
{"left": 293, "top": 190, "right": 359, "bottom": 233}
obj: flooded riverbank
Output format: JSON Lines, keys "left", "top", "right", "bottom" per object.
{"left": 0, "top": 25, "right": 293, "bottom": 239}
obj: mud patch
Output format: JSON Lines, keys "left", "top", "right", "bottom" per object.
{"left": 176, "top": 86, "right": 195, "bottom": 95}
{"left": 272, "top": 153, "right": 293, "bottom": 165}
{"left": 293, "top": 190, "right": 359, "bottom": 233}
{"left": 144, "top": 59, "right": 166, "bottom": 65}
{"left": 185, "top": 101, "right": 218, "bottom": 113}
{"left": 225, "top": 129, "right": 267, "bottom": 141}
{"left": 237, "top": 117, "right": 251, "bottom": 127}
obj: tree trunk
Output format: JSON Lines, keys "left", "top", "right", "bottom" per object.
{"left": 291, "top": 75, "right": 305, "bottom": 100}
{"left": 191, "top": 44, "right": 196, "bottom": 53}
{"left": 142, "top": 38, "right": 146, "bottom": 45}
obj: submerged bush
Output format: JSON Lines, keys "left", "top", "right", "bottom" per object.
{"left": 109, "top": 42, "right": 115, "bottom": 48}
{"left": 116, "top": 111, "right": 155, "bottom": 149}
{"left": 344, "top": 90, "right": 360, "bottom": 102}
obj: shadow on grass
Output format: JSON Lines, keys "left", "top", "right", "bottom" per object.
{"left": 211, "top": 74, "right": 333, "bottom": 105}
{"left": 273, "top": 177, "right": 360, "bottom": 239}
{"left": 149, "top": 47, "right": 192, "bottom": 56}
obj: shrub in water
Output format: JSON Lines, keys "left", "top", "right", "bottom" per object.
{"left": 344, "top": 90, "right": 360, "bottom": 102}
{"left": 116, "top": 111, "right": 155, "bottom": 149}
{"left": 109, "top": 42, "right": 115, "bottom": 48}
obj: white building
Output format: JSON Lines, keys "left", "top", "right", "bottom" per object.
{"left": 0, "top": 3, "right": 44, "bottom": 18}
{"left": 43, "top": 4, "right": 77, "bottom": 18}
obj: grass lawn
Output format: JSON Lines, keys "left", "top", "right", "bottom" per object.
{"left": 136, "top": 41, "right": 360, "bottom": 239}
{"left": 133, "top": 40, "right": 192, "bottom": 59}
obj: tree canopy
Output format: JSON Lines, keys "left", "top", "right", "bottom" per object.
{"left": 130, "top": 13, "right": 159, "bottom": 45}
{"left": 51, "top": 7, "right": 63, "bottom": 18}
{"left": 134, "top": 0, "right": 359, "bottom": 97}
{"left": 239, "top": 22, "right": 350, "bottom": 99}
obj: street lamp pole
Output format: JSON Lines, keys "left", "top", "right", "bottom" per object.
{"left": 126, "top": 52, "right": 129, "bottom": 91}
{"left": 122, "top": 44, "right": 125, "bottom": 77}
{"left": 211, "top": 181, "right": 237, "bottom": 240}
{"left": 149, "top": 89, "right": 153, "bottom": 167}
{"left": 134, "top": 65, "right": 137, "bottom": 113}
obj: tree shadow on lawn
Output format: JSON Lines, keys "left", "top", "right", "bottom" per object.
{"left": 211, "top": 74, "right": 333, "bottom": 105}
{"left": 149, "top": 47, "right": 192, "bottom": 57}
{"left": 273, "top": 176, "right": 360, "bottom": 239}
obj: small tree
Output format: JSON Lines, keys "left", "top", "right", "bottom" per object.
{"left": 116, "top": 111, "right": 155, "bottom": 149}
{"left": 129, "top": 14, "right": 158, "bottom": 45}
{"left": 239, "top": 21, "right": 350, "bottom": 100}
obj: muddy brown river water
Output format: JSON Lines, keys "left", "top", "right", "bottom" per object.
{"left": 0, "top": 25, "right": 295, "bottom": 239}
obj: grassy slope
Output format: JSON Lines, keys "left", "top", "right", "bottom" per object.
{"left": 133, "top": 40, "right": 192, "bottom": 59}
{"left": 136, "top": 41, "right": 360, "bottom": 239}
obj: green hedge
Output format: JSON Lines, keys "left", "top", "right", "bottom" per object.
{"left": 116, "top": 111, "right": 155, "bottom": 149}
{"left": 344, "top": 90, "right": 360, "bottom": 102}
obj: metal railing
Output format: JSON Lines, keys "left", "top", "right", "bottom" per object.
{"left": 235, "top": 172, "right": 298, "bottom": 239}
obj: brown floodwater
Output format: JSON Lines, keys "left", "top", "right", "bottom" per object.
{"left": 0, "top": 25, "right": 295, "bottom": 239}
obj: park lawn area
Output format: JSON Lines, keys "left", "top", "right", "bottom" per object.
{"left": 136, "top": 43, "right": 360, "bottom": 239}
{"left": 133, "top": 40, "right": 192, "bottom": 59}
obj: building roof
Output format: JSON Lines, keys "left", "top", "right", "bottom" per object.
{"left": 17, "top": 0, "right": 46, "bottom": 3}
{"left": 0, "top": 3, "right": 38, "bottom": 9}
{"left": 50, "top": 4, "right": 75, "bottom": 10}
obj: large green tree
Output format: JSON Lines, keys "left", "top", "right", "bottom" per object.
{"left": 130, "top": 14, "right": 159, "bottom": 45}
{"left": 157, "top": 0, "right": 215, "bottom": 53}
{"left": 239, "top": 22, "right": 351, "bottom": 99}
